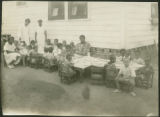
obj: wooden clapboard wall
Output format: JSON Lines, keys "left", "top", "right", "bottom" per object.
{"left": 2, "top": 2, "right": 158, "bottom": 49}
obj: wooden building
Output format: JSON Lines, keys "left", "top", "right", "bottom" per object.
{"left": 2, "top": 1, "right": 158, "bottom": 49}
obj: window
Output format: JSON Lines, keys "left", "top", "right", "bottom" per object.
{"left": 151, "top": 3, "right": 158, "bottom": 25}
{"left": 68, "top": 2, "right": 88, "bottom": 19}
{"left": 48, "top": 2, "right": 88, "bottom": 21}
{"left": 16, "top": 1, "right": 26, "bottom": 6}
{"left": 48, "top": 2, "right": 65, "bottom": 20}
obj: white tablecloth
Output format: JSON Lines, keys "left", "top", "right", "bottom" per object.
{"left": 72, "top": 54, "right": 144, "bottom": 70}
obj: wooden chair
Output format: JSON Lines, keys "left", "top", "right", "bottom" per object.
{"left": 29, "top": 53, "right": 43, "bottom": 68}
{"left": 43, "top": 58, "right": 57, "bottom": 72}
{"left": 90, "top": 66, "right": 104, "bottom": 85}
{"left": 135, "top": 69, "right": 154, "bottom": 89}
{"left": 59, "top": 63, "right": 76, "bottom": 84}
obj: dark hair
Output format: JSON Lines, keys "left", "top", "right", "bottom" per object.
{"left": 79, "top": 35, "right": 85, "bottom": 39}
{"left": 66, "top": 45, "right": 71, "bottom": 49}
{"left": 21, "top": 41, "right": 26, "bottom": 46}
{"left": 54, "top": 39, "right": 58, "bottom": 41}
{"left": 44, "top": 47, "right": 48, "bottom": 53}
{"left": 30, "top": 40, "right": 35, "bottom": 44}
{"left": 25, "top": 18, "right": 31, "bottom": 23}
{"left": 120, "top": 49, "right": 126, "bottom": 53}
{"left": 46, "top": 39, "right": 51, "bottom": 43}
{"left": 58, "top": 43, "right": 62, "bottom": 48}
{"left": 38, "top": 19, "right": 42, "bottom": 22}
{"left": 8, "top": 36, "right": 14, "bottom": 41}
{"left": 48, "top": 47, "right": 53, "bottom": 53}
{"left": 109, "top": 54, "right": 116, "bottom": 61}
{"left": 66, "top": 54, "right": 72, "bottom": 60}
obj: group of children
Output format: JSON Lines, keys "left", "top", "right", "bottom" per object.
{"left": 2, "top": 34, "right": 77, "bottom": 72}
{"left": 105, "top": 49, "right": 153, "bottom": 96}
{"left": 2, "top": 35, "right": 154, "bottom": 97}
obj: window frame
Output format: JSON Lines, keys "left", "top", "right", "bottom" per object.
{"left": 48, "top": 2, "right": 91, "bottom": 22}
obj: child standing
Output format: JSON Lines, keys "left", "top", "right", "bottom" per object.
{"left": 104, "top": 54, "right": 117, "bottom": 87}
{"left": 27, "top": 40, "right": 38, "bottom": 66}
{"left": 43, "top": 46, "right": 56, "bottom": 72}
{"left": 113, "top": 59, "right": 136, "bottom": 96}
{"left": 19, "top": 41, "right": 28, "bottom": 66}
{"left": 45, "top": 39, "right": 52, "bottom": 51}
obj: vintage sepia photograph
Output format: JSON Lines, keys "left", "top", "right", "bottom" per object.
{"left": 1, "top": 1, "right": 159, "bottom": 116}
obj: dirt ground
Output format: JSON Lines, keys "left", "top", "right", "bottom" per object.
{"left": 1, "top": 61, "right": 159, "bottom": 116}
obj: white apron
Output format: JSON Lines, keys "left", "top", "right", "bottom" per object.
{"left": 36, "top": 26, "right": 45, "bottom": 54}
{"left": 4, "top": 42, "right": 21, "bottom": 65}
{"left": 18, "top": 25, "right": 30, "bottom": 46}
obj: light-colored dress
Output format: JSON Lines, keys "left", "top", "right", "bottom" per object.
{"left": 75, "top": 42, "right": 90, "bottom": 56}
{"left": 53, "top": 45, "right": 62, "bottom": 58}
{"left": 36, "top": 26, "right": 46, "bottom": 54}
{"left": 4, "top": 42, "right": 21, "bottom": 66}
{"left": 18, "top": 25, "right": 31, "bottom": 46}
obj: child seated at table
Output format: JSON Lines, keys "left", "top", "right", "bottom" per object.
{"left": 53, "top": 42, "right": 62, "bottom": 60}
{"left": 43, "top": 47, "right": 57, "bottom": 71}
{"left": 70, "top": 42, "right": 76, "bottom": 56}
{"left": 124, "top": 51, "right": 131, "bottom": 61}
{"left": 135, "top": 57, "right": 154, "bottom": 87}
{"left": 66, "top": 45, "right": 73, "bottom": 56}
{"left": 104, "top": 54, "right": 117, "bottom": 80}
{"left": 62, "top": 40, "right": 67, "bottom": 51}
{"left": 19, "top": 41, "right": 28, "bottom": 66}
{"left": 117, "top": 49, "right": 126, "bottom": 61}
{"left": 27, "top": 40, "right": 38, "bottom": 66}
{"left": 113, "top": 59, "right": 136, "bottom": 96}
{"left": 133, "top": 50, "right": 144, "bottom": 65}
{"left": 60, "top": 54, "right": 76, "bottom": 83}
{"left": 45, "top": 39, "right": 53, "bottom": 50}
{"left": 28, "top": 40, "right": 37, "bottom": 55}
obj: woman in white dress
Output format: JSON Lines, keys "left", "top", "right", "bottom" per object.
{"left": 4, "top": 37, "right": 21, "bottom": 68}
{"left": 18, "top": 18, "right": 31, "bottom": 46}
{"left": 35, "top": 19, "right": 47, "bottom": 54}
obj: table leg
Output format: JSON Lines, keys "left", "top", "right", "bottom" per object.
{"left": 79, "top": 70, "right": 84, "bottom": 83}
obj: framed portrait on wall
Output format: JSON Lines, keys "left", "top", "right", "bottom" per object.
{"left": 48, "top": 2, "right": 65, "bottom": 20}
{"left": 68, "top": 2, "right": 88, "bottom": 19}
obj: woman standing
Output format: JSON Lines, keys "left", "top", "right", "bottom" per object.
{"left": 18, "top": 18, "right": 31, "bottom": 46}
{"left": 35, "top": 19, "right": 47, "bottom": 54}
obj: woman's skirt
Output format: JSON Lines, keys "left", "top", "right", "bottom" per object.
{"left": 4, "top": 52, "right": 21, "bottom": 65}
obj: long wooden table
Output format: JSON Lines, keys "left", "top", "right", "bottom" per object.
{"left": 72, "top": 54, "right": 144, "bottom": 82}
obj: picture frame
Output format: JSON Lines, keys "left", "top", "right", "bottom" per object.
{"left": 48, "top": 2, "right": 65, "bottom": 20}
{"left": 68, "top": 2, "right": 88, "bottom": 19}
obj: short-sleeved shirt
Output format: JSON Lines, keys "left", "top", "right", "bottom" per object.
{"left": 53, "top": 46, "right": 61, "bottom": 57}
{"left": 18, "top": 25, "right": 31, "bottom": 45}
{"left": 118, "top": 65, "right": 136, "bottom": 78}
{"left": 4, "top": 42, "right": 16, "bottom": 52}
{"left": 75, "top": 42, "right": 90, "bottom": 56}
